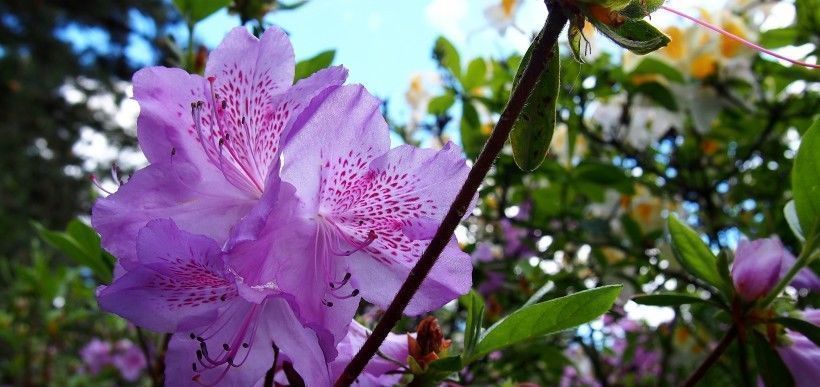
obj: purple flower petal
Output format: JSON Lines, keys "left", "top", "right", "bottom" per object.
{"left": 97, "top": 219, "right": 236, "bottom": 332}
{"left": 347, "top": 238, "right": 472, "bottom": 315}
{"left": 330, "top": 321, "right": 408, "bottom": 385}
{"left": 164, "top": 298, "right": 330, "bottom": 387}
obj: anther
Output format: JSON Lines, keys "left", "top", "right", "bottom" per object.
{"left": 190, "top": 333, "right": 196, "bottom": 340}
{"left": 242, "top": 343, "right": 249, "bottom": 349}
{"left": 321, "top": 299, "right": 334, "bottom": 307}
{"left": 192, "top": 362, "right": 197, "bottom": 372}
{"left": 222, "top": 343, "right": 230, "bottom": 351}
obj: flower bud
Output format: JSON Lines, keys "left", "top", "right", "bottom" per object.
{"left": 407, "top": 316, "right": 451, "bottom": 369}
{"left": 731, "top": 238, "right": 788, "bottom": 301}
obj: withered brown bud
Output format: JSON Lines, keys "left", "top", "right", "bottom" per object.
{"left": 408, "top": 316, "right": 451, "bottom": 368}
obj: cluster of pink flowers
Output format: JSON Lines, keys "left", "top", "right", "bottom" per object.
{"left": 80, "top": 338, "right": 147, "bottom": 381}
{"left": 92, "top": 27, "right": 472, "bottom": 385}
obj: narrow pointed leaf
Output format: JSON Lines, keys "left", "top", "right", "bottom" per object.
{"left": 667, "top": 216, "right": 729, "bottom": 294}
{"left": 470, "top": 285, "right": 622, "bottom": 361}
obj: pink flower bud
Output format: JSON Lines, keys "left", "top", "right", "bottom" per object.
{"left": 731, "top": 238, "right": 787, "bottom": 301}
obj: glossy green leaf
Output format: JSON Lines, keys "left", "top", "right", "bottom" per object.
{"left": 510, "top": 44, "right": 560, "bottom": 172}
{"left": 434, "top": 36, "right": 461, "bottom": 78}
{"left": 667, "top": 216, "right": 728, "bottom": 293}
{"left": 470, "top": 285, "right": 622, "bottom": 361}
{"left": 294, "top": 50, "right": 336, "bottom": 81}
{"left": 774, "top": 317, "right": 820, "bottom": 347}
{"left": 173, "top": 0, "right": 230, "bottom": 23}
{"left": 632, "top": 293, "right": 715, "bottom": 307}
{"left": 791, "top": 120, "right": 820, "bottom": 237}
{"left": 751, "top": 331, "right": 795, "bottom": 387}
{"left": 591, "top": 19, "right": 670, "bottom": 55}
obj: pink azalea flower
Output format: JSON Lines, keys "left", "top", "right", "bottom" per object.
{"left": 112, "top": 339, "right": 147, "bottom": 382}
{"left": 227, "top": 83, "right": 474, "bottom": 334}
{"left": 80, "top": 338, "right": 112, "bottom": 375}
{"left": 92, "top": 26, "right": 347, "bottom": 267}
{"left": 97, "top": 219, "right": 330, "bottom": 386}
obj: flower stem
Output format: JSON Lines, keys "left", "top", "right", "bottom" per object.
{"left": 681, "top": 325, "right": 738, "bottom": 387}
{"left": 333, "top": 2, "right": 569, "bottom": 385}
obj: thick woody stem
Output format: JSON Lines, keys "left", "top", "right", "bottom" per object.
{"left": 333, "top": 2, "right": 570, "bottom": 385}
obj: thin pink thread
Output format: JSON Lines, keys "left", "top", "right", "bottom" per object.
{"left": 660, "top": 5, "right": 819, "bottom": 69}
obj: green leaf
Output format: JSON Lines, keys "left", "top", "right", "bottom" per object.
{"left": 619, "top": 0, "right": 666, "bottom": 19}
{"left": 470, "top": 285, "right": 622, "bottom": 361}
{"left": 294, "top": 50, "right": 336, "bottom": 82}
{"left": 568, "top": 20, "right": 587, "bottom": 63}
{"left": 751, "top": 331, "right": 795, "bottom": 387}
{"left": 759, "top": 27, "right": 799, "bottom": 49}
{"left": 632, "top": 293, "right": 715, "bottom": 307}
{"left": 523, "top": 281, "right": 555, "bottom": 308}
{"left": 773, "top": 316, "right": 820, "bottom": 347}
{"left": 462, "top": 58, "right": 487, "bottom": 90}
{"left": 428, "top": 92, "right": 455, "bottom": 116}
{"left": 791, "top": 120, "right": 820, "bottom": 238}
{"left": 459, "top": 99, "right": 484, "bottom": 159}
{"left": 573, "top": 161, "right": 634, "bottom": 193}
{"left": 433, "top": 37, "right": 461, "bottom": 78}
{"left": 784, "top": 200, "right": 805, "bottom": 242}
{"left": 591, "top": 19, "right": 670, "bottom": 55}
{"left": 460, "top": 290, "right": 485, "bottom": 362}
{"left": 667, "top": 216, "right": 728, "bottom": 294}
{"left": 33, "top": 221, "right": 112, "bottom": 283}
{"left": 173, "top": 0, "right": 230, "bottom": 23}
{"left": 629, "top": 57, "right": 685, "bottom": 83}
{"left": 633, "top": 81, "right": 677, "bottom": 111}
{"left": 510, "top": 44, "right": 560, "bottom": 172}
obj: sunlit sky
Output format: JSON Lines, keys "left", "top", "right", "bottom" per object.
{"left": 184, "top": 0, "right": 794, "bottom": 120}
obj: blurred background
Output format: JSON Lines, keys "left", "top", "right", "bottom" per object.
{"left": 1, "top": 0, "right": 817, "bottom": 385}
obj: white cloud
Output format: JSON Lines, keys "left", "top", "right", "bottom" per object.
{"left": 425, "top": 0, "right": 468, "bottom": 44}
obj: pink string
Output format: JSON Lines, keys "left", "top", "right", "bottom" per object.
{"left": 660, "top": 5, "right": 820, "bottom": 69}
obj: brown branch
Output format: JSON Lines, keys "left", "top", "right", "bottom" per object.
{"left": 681, "top": 325, "right": 738, "bottom": 387}
{"left": 333, "top": 2, "right": 570, "bottom": 385}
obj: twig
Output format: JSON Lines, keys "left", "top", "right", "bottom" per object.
{"left": 681, "top": 325, "right": 738, "bottom": 387}
{"left": 333, "top": 2, "right": 570, "bottom": 385}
